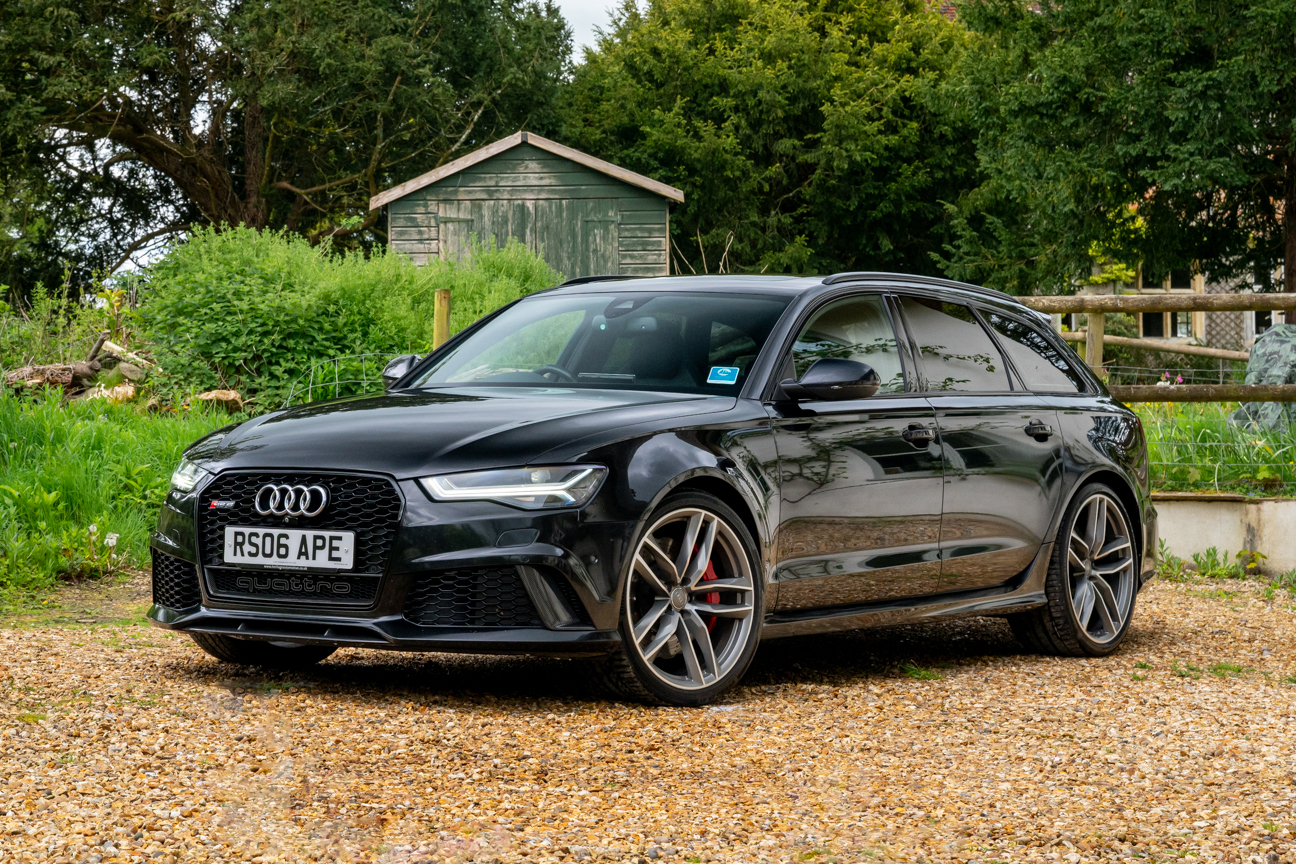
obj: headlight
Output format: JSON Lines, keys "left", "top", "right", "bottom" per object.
{"left": 169, "top": 458, "right": 209, "bottom": 493}
{"left": 419, "top": 465, "right": 606, "bottom": 510}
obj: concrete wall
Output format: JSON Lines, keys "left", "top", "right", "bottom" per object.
{"left": 1154, "top": 492, "right": 1296, "bottom": 573}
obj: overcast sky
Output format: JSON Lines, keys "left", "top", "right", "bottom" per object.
{"left": 557, "top": 0, "right": 618, "bottom": 55}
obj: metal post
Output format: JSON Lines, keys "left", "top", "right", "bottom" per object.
{"left": 433, "top": 289, "right": 451, "bottom": 348}
{"left": 1085, "top": 312, "right": 1105, "bottom": 373}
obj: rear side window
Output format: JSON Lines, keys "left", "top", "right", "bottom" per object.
{"left": 986, "top": 313, "right": 1086, "bottom": 392}
{"left": 898, "top": 297, "right": 1010, "bottom": 392}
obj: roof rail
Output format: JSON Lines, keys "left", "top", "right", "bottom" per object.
{"left": 821, "top": 271, "right": 1012, "bottom": 301}
{"left": 558, "top": 275, "right": 647, "bottom": 287}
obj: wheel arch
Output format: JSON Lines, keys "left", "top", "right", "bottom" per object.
{"left": 1067, "top": 468, "right": 1143, "bottom": 559}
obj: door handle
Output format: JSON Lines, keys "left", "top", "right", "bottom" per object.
{"left": 1024, "top": 420, "right": 1055, "bottom": 441}
{"left": 901, "top": 424, "right": 935, "bottom": 447}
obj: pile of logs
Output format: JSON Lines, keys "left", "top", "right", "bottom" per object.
{"left": 3, "top": 333, "right": 243, "bottom": 412}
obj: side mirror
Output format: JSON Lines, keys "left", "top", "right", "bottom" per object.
{"left": 382, "top": 354, "right": 421, "bottom": 390}
{"left": 779, "top": 358, "right": 880, "bottom": 402}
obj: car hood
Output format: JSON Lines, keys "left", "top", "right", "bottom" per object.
{"left": 188, "top": 387, "right": 736, "bottom": 478}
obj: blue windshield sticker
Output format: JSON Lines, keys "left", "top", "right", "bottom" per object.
{"left": 707, "top": 366, "right": 740, "bottom": 385}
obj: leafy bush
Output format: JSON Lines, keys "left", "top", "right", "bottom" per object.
{"left": 138, "top": 227, "right": 558, "bottom": 407}
{"left": 0, "top": 388, "right": 234, "bottom": 598}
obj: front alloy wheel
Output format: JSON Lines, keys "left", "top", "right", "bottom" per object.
{"left": 598, "top": 493, "right": 762, "bottom": 704}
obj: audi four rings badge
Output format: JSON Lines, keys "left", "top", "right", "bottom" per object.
{"left": 254, "top": 484, "right": 329, "bottom": 517}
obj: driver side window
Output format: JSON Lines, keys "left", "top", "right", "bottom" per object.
{"left": 791, "top": 295, "right": 906, "bottom": 394}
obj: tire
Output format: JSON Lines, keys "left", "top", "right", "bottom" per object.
{"left": 1010, "top": 482, "right": 1139, "bottom": 657}
{"left": 595, "top": 491, "right": 763, "bottom": 706}
{"left": 190, "top": 632, "right": 337, "bottom": 669}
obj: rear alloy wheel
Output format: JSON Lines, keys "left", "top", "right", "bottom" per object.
{"left": 1010, "top": 483, "right": 1138, "bottom": 657}
{"left": 598, "top": 493, "right": 762, "bottom": 705}
{"left": 190, "top": 632, "right": 336, "bottom": 669}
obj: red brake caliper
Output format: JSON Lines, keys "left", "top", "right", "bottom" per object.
{"left": 702, "top": 560, "right": 720, "bottom": 631}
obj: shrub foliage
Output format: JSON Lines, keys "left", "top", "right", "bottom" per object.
{"left": 138, "top": 227, "right": 558, "bottom": 406}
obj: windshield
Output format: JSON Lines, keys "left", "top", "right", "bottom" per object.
{"left": 411, "top": 292, "right": 792, "bottom": 394}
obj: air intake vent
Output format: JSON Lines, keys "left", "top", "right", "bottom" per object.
{"left": 152, "top": 549, "right": 202, "bottom": 610}
{"left": 403, "top": 567, "right": 543, "bottom": 628}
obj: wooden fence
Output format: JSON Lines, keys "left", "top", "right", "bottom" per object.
{"left": 1015, "top": 293, "right": 1296, "bottom": 402}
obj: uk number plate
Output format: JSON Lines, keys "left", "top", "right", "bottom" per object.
{"left": 224, "top": 527, "right": 355, "bottom": 570}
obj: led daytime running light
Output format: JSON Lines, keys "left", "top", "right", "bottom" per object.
{"left": 426, "top": 468, "right": 597, "bottom": 504}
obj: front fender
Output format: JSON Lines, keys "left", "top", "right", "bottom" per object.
{"left": 579, "top": 420, "right": 780, "bottom": 612}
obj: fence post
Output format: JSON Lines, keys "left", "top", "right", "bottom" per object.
{"left": 433, "top": 289, "right": 451, "bottom": 348}
{"left": 1085, "top": 312, "right": 1105, "bottom": 372}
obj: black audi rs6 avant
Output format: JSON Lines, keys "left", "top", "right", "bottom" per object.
{"left": 150, "top": 272, "right": 1156, "bottom": 705}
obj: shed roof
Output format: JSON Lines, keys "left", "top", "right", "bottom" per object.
{"left": 369, "top": 131, "right": 686, "bottom": 210}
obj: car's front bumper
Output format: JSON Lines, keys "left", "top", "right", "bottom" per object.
{"left": 149, "top": 603, "right": 621, "bottom": 655}
{"left": 148, "top": 472, "right": 637, "bottom": 654}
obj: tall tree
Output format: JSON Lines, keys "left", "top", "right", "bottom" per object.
{"left": 0, "top": 0, "right": 569, "bottom": 294}
{"left": 943, "top": 0, "right": 1296, "bottom": 295}
{"left": 560, "top": 0, "right": 978, "bottom": 275}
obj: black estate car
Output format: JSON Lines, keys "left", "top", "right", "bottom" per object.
{"left": 150, "top": 273, "right": 1156, "bottom": 705}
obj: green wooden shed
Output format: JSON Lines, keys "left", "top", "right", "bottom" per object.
{"left": 369, "top": 131, "right": 684, "bottom": 279}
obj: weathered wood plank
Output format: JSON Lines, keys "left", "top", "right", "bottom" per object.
{"left": 618, "top": 224, "right": 667, "bottom": 238}
{"left": 443, "top": 171, "right": 632, "bottom": 188}
{"left": 617, "top": 208, "right": 670, "bottom": 224}
{"left": 1108, "top": 384, "right": 1296, "bottom": 402}
{"left": 618, "top": 238, "right": 666, "bottom": 252}
{"left": 1060, "top": 331, "right": 1249, "bottom": 361}
{"left": 388, "top": 213, "right": 438, "bottom": 229}
{"left": 619, "top": 263, "right": 669, "bottom": 276}
{"left": 616, "top": 197, "right": 671, "bottom": 211}
{"left": 388, "top": 198, "right": 439, "bottom": 215}
{"left": 389, "top": 226, "right": 439, "bottom": 242}
{"left": 391, "top": 241, "right": 440, "bottom": 255}
{"left": 422, "top": 185, "right": 637, "bottom": 201}
{"left": 618, "top": 250, "right": 667, "bottom": 266}
{"left": 1021, "top": 294, "right": 1296, "bottom": 313}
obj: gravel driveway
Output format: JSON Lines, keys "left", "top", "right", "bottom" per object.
{"left": 2, "top": 577, "right": 1294, "bottom": 864}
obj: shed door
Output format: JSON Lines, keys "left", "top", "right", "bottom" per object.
{"left": 438, "top": 200, "right": 537, "bottom": 261}
{"left": 535, "top": 199, "right": 619, "bottom": 281}
{"left": 437, "top": 200, "right": 475, "bottom": 262}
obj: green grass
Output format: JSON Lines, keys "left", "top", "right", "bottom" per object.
{"left": 901, "top": 662, "right": 942, "bottom": 681}
{"left": 0, "top": 388, "right": 234, "bottom": 598}
{"left": 1136, "top": 402, "right": 1296, "bottom": 496}
{"left": 1208, "top": 662, "right": 1251, "bottom": 678}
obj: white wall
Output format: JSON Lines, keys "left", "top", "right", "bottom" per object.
{"left": 1155, "top": 494, "right": 1296, "bottom": 574}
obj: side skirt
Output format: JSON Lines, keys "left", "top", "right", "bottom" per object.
{"left": 760, "top": 542, "right": 1052, "bottom": 640}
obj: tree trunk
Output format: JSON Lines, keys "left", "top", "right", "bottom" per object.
{"left": 243, "top": 98, "right": 268, "bottom": 229}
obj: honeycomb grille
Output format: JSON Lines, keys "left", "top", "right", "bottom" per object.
{"left": 404, "top": 567, "right": 543, "bottom": 627}
{"left": 197, "top": 472, "right": 403, "bottom": 583}
{"left": 207, "top": 567, "right": 381, "bottom": 604}
{"left": 152, "top": 549, "right": 202, "bottom": 610}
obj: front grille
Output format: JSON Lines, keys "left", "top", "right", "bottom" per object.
{"left": 207, "top": 568, "right": 381, "bottom": 603}
{"left": 152, "top": 549, "right": 202, "bottom": 610}
{"left": 404, "top": 567, "right": 543, "bottom": 627}
{"left": 197, "top": 472, "right": 402, "bottom": 603}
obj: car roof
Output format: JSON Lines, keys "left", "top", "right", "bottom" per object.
{"left": 548, "top": 273, "right": 1036, "bottom": 313}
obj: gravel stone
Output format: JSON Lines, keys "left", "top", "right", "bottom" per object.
{"left": 3, "top": 578, "right": 1296, "bottom": 862}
